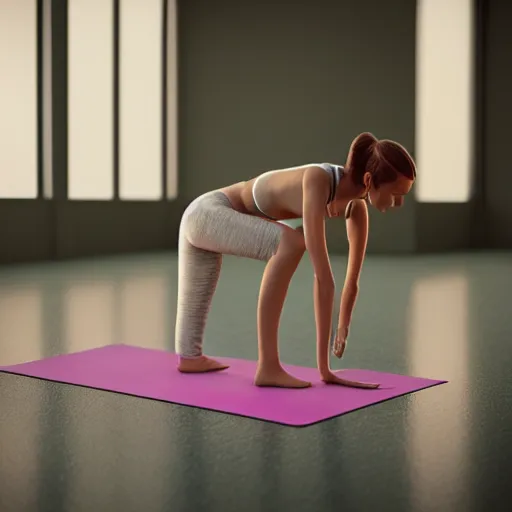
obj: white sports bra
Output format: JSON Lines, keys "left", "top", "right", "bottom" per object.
{"left": 252, "top": 163, "right": 344, "bottom": 223}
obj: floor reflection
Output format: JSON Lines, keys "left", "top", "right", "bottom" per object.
{"left": 62, "top": 392, "right": 175, "bottom": 512}
{"left": 0, "top": 269, "right": 174, "bottom": 365}
{"left": 119, "top": 276, "right": 171, "bottom": 349}
{"left": 64, "top": 281, "right": 116, "bottom": 353}
{"left": 0, "top": 264, "right": 178, "bottom": 510}
{"left": 1, "top": 252, "right": 511, "bottom": 512}
{"left": 0, "top": 374, "right": 43, "bottom": 511}
{"left": 406, "top": 272, "right": 472, "bottom": 511}
{"left": 0, "top": 286, "right": 43, "bottom": 365}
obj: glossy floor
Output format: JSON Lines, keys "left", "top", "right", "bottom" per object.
{"left": 1, "top": 251, "right": 511, "bottom": 512}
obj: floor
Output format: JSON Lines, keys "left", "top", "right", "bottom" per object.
{"left": 0, "top": 250, "right": 511, "bottom": 512}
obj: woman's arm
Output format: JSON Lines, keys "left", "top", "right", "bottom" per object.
{"left": 327, "top": 199, "right": 379, "bottom": 387}
{"left": 302, "top": 167, "right": 336, "bottom": 378}
{"left": 335, "top": 199, "right": 369, "bottom": 352}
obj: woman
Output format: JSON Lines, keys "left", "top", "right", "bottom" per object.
{"left": 174, "top": 132, "right": 416, "bottom": 389}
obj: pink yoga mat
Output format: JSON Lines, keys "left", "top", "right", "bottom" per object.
{"left": 0, "top": 344, "right": 447, "bottom": 426}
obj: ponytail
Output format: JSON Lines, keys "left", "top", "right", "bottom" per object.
{"left": 345, "top": 132, "right": 379, "bottom": 187}
{"left": 346, "top": 132, "right": 416, "bottom": 188}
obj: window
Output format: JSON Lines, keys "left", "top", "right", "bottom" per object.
{"left": 66, "top": 0, "right": 177, "bottom": 201}
{"left": 0, "top": 0, "right": 38, "bottom": 199}
{"left": 119, "top": 0, "right": 164, "bottom": 200}
{"left": 415, "top": 0, "right": 475, "bottom": 202}
{"left": 68, "top": 0, "right": 115, "bottom": 200}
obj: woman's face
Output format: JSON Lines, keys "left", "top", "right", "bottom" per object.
{"left": 365, "top": 173, "right": 414, "bottom": 213}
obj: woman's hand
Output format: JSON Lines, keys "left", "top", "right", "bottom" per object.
{"left": 321, "top": 370, "right": 380, "bottom": 389}
{"left": 332, "top": 325, "right": 349, "bottom": 358}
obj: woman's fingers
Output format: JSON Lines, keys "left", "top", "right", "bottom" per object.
{"left": 332, "top": 339, "right": 346, "bottom": 358}
{"left": 333, "top": 375, "right": 379, "bottom": 389}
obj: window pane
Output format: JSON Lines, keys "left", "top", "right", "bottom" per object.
{"left": 0, "top": 0, "right": 38, "bottom": 199}
{"left": 415, "top": 0, "right": 474, "bottom": 202}
{"left": 119, "top": 0, "right": 163, "bottom": 200}
{"left": 68, "top": 0, "right": 114, "bottom": 200}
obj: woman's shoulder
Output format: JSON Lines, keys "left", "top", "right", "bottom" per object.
{"left": 311, "top": 162, "right": 344, "bottom": 172}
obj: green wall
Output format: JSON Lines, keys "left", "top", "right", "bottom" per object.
{"left": 178, "top": 0, "right": 417, "bottom": 254}
{"left": 3, "top": 0, "right": 510, "bottom": 264}
{"left": 482, "top": 0, "right": 512, "bottom": 248}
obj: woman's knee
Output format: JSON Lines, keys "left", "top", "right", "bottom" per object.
{"left": 277, "top": 226, "right": 306, "bottom": 258}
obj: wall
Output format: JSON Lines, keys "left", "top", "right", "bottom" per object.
{"left": 482, "top": 0, "right": 512, "bottom": 248}
{"left": 414, "top": 0, "right": 478, "bottom": 253}
{"left": 2, "top": 0, "right": 509, "bottom": 264}
{"left": 178, "top": 0, "right": 417, "bottom": 254}
{"left": 0, "top": 0, "right": 184, "bottom": 264}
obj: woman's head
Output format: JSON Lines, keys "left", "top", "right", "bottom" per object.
{"left": 345, "top": 132, "right": 416, "bottom": 212}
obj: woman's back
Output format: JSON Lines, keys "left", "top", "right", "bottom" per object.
{"left": 232, "top": 163, "right": 344, "bottom": 221}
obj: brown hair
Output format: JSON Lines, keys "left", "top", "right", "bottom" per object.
{"left": 345, "top": 132, "right": 416, "bottom": 188}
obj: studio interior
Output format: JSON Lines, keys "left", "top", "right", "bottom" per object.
{"left": 0, "top": 1, "right": 510, "bottom": 511}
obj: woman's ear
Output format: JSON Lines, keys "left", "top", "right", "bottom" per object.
{"left": 363, "top": 171, "right": 372, "bottom": 189}
{"left": 361, "top": 171, "right": 371, "bottom": 200}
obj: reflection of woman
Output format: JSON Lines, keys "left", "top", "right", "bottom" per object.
{"left": 174, "top": 132, "right": 416, "bottom": 389}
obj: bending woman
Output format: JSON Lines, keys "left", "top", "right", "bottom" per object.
{"left": 174, "top": 132, "right": 416, "bottom": 388}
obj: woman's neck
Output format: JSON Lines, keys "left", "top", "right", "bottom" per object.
{"left": 336, "top": 165, "right": 365, "bottom": 201}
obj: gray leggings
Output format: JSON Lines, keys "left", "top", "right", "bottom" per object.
{"left": 175, "top": 190, "right": 283, "bottom": 358}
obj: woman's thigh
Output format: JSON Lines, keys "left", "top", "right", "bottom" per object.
{"left": 181, "top": 191, "right": 286, "bottom": 262}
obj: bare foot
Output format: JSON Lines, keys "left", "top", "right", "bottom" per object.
{"left": 254, "top": 365, "right": 312, "bottom": 388}
{"left": 178, "top": 355, "right": 229, "bottom": 373}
